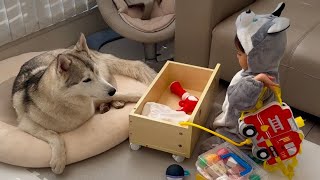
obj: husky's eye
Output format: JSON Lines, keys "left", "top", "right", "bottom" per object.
{"left": 83, "top": 78, "right": 91, "bottom": 83}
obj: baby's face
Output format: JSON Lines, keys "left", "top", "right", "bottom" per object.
{"left": 236, "top": 50, "right": 248, "bottom": 70}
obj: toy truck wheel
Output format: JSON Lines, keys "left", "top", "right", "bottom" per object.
{"left": 238, "top": 120, "right": 245, "bottom": 136}
{"left": 254, "top": 148, "right": 270, "bottom": 160}
{"left": 130, "top": 143, "right": 141, "bottom": 151}
{"left": 172, "top": 155, "right": 185, "bottom": 162}
{"left": 241, "top": 125, "right": 257, "bottom": 137}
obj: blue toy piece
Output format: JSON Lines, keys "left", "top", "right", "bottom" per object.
{"left": 221, "top": 153, "right": 252, "bottom": 176}
{"left": 166, "top": 164, "right": 190, "bottom": 180}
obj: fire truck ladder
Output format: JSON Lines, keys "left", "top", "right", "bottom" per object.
{"left": 268, "top": 115, "right": 284, "bottom": 133}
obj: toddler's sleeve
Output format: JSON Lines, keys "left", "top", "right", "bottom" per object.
{"left": 227, "top": 76, "right": 263, "bottom": 111}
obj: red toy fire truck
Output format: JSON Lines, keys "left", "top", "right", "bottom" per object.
{"left": 180, "top": 87, "right": 305, "bottom": 179}
{"left": 239, "top": 101, "right": 304, "bottom": 166}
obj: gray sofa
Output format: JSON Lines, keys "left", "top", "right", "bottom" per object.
{"left": 175, "top": 0, "right": 320, "bottom": 117}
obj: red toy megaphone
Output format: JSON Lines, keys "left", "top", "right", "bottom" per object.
{"left": 170, "top": 81, "right": 199, "bottom": 114}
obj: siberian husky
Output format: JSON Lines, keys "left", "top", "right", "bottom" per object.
{"left": 12, "top": 34, "right": 157, "bottom": 174}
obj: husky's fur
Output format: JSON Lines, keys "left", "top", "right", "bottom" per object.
{"left": 12, "top": 34, "right": 157, "bottom": 174}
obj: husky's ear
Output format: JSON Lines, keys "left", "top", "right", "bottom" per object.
{"left": 57, "top": 54, "right": 72, "bottom": 73}
{"left": 268, "top": 17, "right": 290, "bottom": 34}
{"left": 75, "top": 33, "right": 90, "bottom": 54}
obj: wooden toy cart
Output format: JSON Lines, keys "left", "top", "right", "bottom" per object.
{"left": 129, "top": 61, "right": 221, "bottom": 161}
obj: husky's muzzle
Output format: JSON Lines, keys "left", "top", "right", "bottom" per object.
{"left": 108, "top": 88, "right": 116, "bottom": 96}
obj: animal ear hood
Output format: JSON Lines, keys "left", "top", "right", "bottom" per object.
{"left": 235, "top": 2, "right": 290, "bottom": 54}
{"left": 268, "top": 17, "right": 290, "bottom": 34}
{"left": 272, "top": 2, "right": 285, "bottom": 17}
{"left": 268, "top": 2, "right": 290, "bottom": 34}
{"left": 235, "top": 2, "right": 290, "bottom": 74}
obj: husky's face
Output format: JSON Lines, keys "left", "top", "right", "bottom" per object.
{"left": 50, "top": 34, "right": 116, "bottom": 99}
{"left": 55, "top": 53, "right": 116, "bottom": 99}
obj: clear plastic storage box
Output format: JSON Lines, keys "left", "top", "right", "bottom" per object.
{"left": 196, "top": 142, "right": 268, "bottom": 180}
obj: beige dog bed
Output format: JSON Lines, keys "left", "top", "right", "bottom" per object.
{"left": 0, "top": 52, "right": 147, "bottom": 167}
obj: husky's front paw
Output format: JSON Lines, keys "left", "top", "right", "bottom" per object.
{"left": 99, "top": 103, "right": 111, "bottom": 114}
{"left": 111, "top": 100, "right": 125, "bottom": 109}
{"left": 50, "top": 151, "right": 66, "bottom": 174}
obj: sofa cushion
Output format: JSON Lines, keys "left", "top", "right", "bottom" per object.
{"left": 280, "top": 24, "right": 320, "bottom": 116}
{"left": 290, "top": 24, "right": 320, "bottom": 78}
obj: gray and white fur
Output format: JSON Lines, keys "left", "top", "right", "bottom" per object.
{"left": 12, "top": 34, "right": 157, "bottom": 174}
{"left": 201, "top": 2, "right": 290, "bottom": 153}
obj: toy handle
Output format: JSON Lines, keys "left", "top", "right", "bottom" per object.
{"left": 272, "top": 86, "right": 282, "bottom": 104}
{"left": 240, "top": 86, "right": 283, "bottom": 119}
{"left": 258, "top": 86, "right": 282, "bottom": 107}
{"left": 221, "top": 153, "right": 252, "bottom": 176}
{"left": 262, "top": 86, "right": 282, "bottom": 105}
{"left": 179, "top": 121, "right": 251, "bottom": 147}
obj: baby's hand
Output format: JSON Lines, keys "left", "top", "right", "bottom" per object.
{"left": 254, "top": 73, "right": 279, "bottom": 89}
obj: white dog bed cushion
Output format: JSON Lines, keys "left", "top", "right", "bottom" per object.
{"left": 0, "top": 52, "right": 147, "bottom": 168}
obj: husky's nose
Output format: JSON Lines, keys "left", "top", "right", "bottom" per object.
{"left": 108, "top": 88, "right": 116, "bottom": 96}
{"left": 246, "top": 9, "right": 251, "bottom": 14}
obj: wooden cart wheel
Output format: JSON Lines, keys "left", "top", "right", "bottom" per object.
{"left": 172, "top": 155, "right": 185, "bottom": 162}
{"left": 130, "top": 143, "right": 141, "bottom": 151}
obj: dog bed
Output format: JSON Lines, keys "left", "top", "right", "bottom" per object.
{"left": 0, "top": 52, "right": 147, "bottom": 167}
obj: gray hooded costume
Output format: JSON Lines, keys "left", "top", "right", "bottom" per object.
{"left": 201, "top": 2, "right": 290, "bottom": 153}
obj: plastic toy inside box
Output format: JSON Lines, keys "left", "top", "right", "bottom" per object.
{"left": 196, "top": 142, "right": 268, "bottom": 180}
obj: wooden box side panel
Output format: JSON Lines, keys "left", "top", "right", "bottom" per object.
{"left": 189, "top": 64, "right": 221, "bottom": 154}
{"left": 133, "top": 62, "right": 171, "bottom": 115}
{"left": 129, "top": 114, "right": 191, "bottom": 157}
{"left": 167, "top": 62, "right": 213, "bottom": 92}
